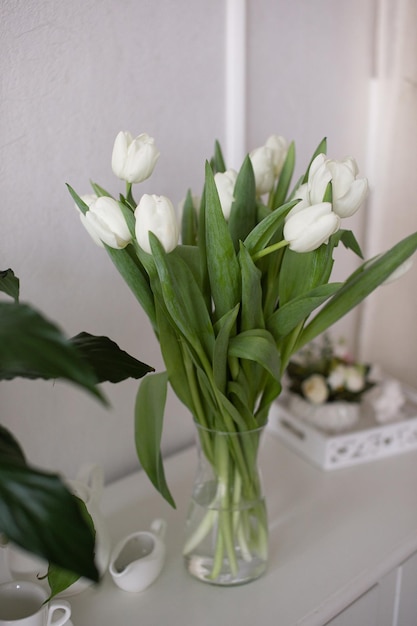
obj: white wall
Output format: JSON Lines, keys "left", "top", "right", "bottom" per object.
{"left": 2, "top": 0, "right": 410, "bottom": 485}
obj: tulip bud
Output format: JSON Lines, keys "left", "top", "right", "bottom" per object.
{"left": 302, "top": 374, "right": 329, "bottom": 404}
{"left": 265, "top": 135, "right": 288, "bottom": 177}
{"left": 135, "top": 194, "right": 179, "bottom": 254}
{"left": 249, "top": 145, "right": 276, "bottom": 196}
{"left": 111, "top": 131, "right": 160, "bottom": 184}
{"left": 79, "top": 196, "right": 132, "bottom": 249}
{"left": 308, "top": 154, "right": 368, "bottom": 218}
{"left": 214, "top": 169, "right": 237, "bottom": 219}
{"left": 283, "top": 202, "right": 340, "bottom": 253}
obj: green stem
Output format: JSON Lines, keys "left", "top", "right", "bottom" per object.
{"left": 252, "top": 239, "right": 289, "bottom": 262}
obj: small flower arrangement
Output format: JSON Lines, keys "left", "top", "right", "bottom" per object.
{"left": 286, "top": 334, "right": 375, "bottom": 405}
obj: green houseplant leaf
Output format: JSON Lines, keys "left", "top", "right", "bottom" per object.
{"left": 0, "top": 426, "right": 98, "bottom": 582}
{"left": 70, "top": 332, "right": 154, "bottom": 383}
{"left": 0, "top": 269, "right": 19, "bottom": 302}
{"left": 0, "top": 302, "right": 104, "bottom": 402}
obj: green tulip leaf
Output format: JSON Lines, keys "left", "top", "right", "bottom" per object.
{"left": 150, "top": 235, "right": 214, "bottom": 362}
{"left": 239, "top": 243, "right": 264, "bottom": 331}
{"left": 210, "top": 140, "right": 226, "bottom": 174}
{"left": 105, "top": 245, "right": 156, "bottom": 328}
{"left": 228, "top": 155, "right": 257, "bottom": 251}
{"left": 69, "top": 332, "right": 154, "bottom": 383}
{"left": 296, "top": 232, "right": 417, "bottom": 350}
{"left": 270, "top": 141, "right": 295, "bottom": 208}
{"left": 204, "top": 162, "right": 241, "bottom": 320}
{"left": 244, "top": 198, "right": 299, "bottom": 255}
{"left": 213, "top": 304, "right": 240, "bottom": 394}
{"left": 181, "top": 190, "right": 198, "bottom": 245}
{"left": 302, "top": 137, "right": 327, "bottom": 184}
{"left": 229, "top": 330, "right": 281, "bottom": 382}
{"left": 66, "top": 184, "right": 90, "bottom": 216}
{"left": 267, "top": 282, "right": 343, "bottom": 340}
{"left": 134, "top": 372, "right": 175, "bottom": 508}
{"left": 89, "top": 180, "right": 113, "bottom": 198}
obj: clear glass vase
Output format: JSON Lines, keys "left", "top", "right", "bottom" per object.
{"left": 183, "top": 423, "right": 268, "bottom": 586}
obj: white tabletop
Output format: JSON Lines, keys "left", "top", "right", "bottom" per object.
{"left": 3, "top": 432, "right": 417, "bottom": 625}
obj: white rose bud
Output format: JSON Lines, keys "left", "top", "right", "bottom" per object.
{"left": 111, "top": 131, "right": 160, "bottom": 184}
{"left": 283, "top": 202, "right": 340, "bottom": 253}
{"left": 302, "top": 374, "right": 329, "bottom": 404}
{"left": 214, "top": 169, "right": 238, "bottom": 220}
{"left": 135, "top": 194, "right": 179, "bottom": 254}
{"left": 79, "top": 195, "right": 131, "bottom": 249}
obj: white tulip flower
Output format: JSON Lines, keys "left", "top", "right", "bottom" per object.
{"left": 111, "top": 131, "right": 160, "bottom": 184}
{"left": 249, "top": 145, "right": 276, "bottom": 196}
{"left": 78, "top": 196, "right": 131, "bottom": 249}
{"left": 265, "top": 135, "right": 288, "bottom": 177}
{"left": 283, "top": 202, "right": 340, "bottom": 253}
{"left": 308, "top": 154, "right": 368, "bottom": 218}
{"left": 135, "top": 194, "right": 179, "bottom": 254}
{"left": 214, "top": 169, "right": 238, "bottom": 220}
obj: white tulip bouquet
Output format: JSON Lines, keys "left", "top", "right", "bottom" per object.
{"left": 68, "top": 131, "right": 417, "bottom": 583}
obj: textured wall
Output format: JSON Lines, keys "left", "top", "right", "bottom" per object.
{"left": 1, "top": 0, "right": 385, "bottom": 484}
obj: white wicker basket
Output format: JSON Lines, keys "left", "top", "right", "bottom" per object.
{"left": 267, "top": 382, "right": 417, "bottom": 470}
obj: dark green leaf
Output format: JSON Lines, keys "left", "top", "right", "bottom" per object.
{"left": 47, "top": 497, "right": 95, "bottom": 599}
{"left": 0, "top": 462, "right": 98, "bottom": 581}
{"left": 0, "top": 303, "right": 104, "bottom": 402}
{"left": 69, "top": 332, "right": 154, "bottom": 383}
{"left": 134, "top": 372, "right": 175, "bottom": 507}
{"left": 0, "top": 269, "right": 19, "bottom": 302}
{"left": 0, "top": 425, "right": 25, "bottom": 466}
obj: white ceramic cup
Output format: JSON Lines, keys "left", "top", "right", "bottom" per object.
{"left": 0, "top": 581, "right": 71, "bottom": 626}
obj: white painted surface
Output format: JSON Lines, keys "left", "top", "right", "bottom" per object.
{"left": 2, "top": 434, "right": 417, "bottom": 625}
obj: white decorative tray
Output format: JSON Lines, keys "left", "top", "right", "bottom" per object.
{"left": 267, "top": 383, "right": 417, "bottom": 470}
